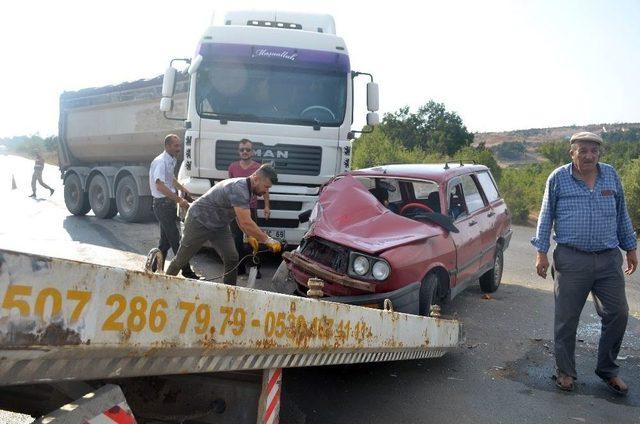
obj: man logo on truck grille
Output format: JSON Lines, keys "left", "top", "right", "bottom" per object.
{"left": 254, "top": 149, "right": 289, "bottom": 159}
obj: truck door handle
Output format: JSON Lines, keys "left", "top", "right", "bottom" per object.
{"left": 487, "top": 211, "right": 495, "bottom": 217}
{"left": 468, "top": 220, "right": 477, "bottom": 226}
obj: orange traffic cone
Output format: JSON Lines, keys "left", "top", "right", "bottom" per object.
{"left": 11, "top": 174, "right": 17, "bottom": 190}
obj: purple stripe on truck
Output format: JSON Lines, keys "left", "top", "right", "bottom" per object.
{"left": 199, "top": 43, "right": 350, "bottom": 73}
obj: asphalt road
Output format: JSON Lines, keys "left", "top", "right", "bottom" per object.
{"left": 1, "top": 155, "right": 639, "bottom": 423}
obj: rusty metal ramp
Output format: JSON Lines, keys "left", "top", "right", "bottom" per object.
{"left": 0, "top": 248, "right": 462, "bottom": 386}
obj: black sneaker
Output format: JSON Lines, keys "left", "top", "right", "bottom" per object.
{"left": 29, "top": 193, "right": 36, "bottom": 198}
{"left": 182, "top": 269, "right": 203, "bottom": 280}
{"left": 50, "top": 188, "right": 55, "bottom": 196}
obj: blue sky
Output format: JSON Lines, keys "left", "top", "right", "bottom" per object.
{"left": 0, "top": 0, "right": 638, "bottom": 137}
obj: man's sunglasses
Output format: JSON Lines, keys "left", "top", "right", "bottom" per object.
{"left": 239, "top": 148, "right": 252, "bottom": 153}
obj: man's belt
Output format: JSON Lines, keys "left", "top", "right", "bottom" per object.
{"left": 558, "top": 244, "right": 617, "bottom": 255}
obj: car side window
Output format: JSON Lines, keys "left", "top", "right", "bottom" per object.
{"left": 460, "top": 175, "right": 485, "bottom": 213}
{"left": 448, "top": 182, "right": 468, "bottom": 220}
{"left": 476, "top": 172, "right": 500, "bottom": 203}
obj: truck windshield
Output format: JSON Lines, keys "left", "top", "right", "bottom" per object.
{"left": 196, "top": 62, "right": 347, "bottom": 127}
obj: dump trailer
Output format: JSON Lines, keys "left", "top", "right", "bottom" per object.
{"left": 57, "top": 74, "right": 189, "bottom": 222}
{"left": 0, "top": 248, "right": 462, "bottom": 422}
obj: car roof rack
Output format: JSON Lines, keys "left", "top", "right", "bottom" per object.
{"left": 443, "top": 159, "right": 477, "bottom": 170}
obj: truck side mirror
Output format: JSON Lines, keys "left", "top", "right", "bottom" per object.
{"left": 366, "top": 112, "right": 379, "bottom": 127}
{"left": 162, "top": 67, "right": 177, "bottom": 97}
{"left": 160, "top": 97, "right": 173, "bottom": 113}
{"left": 160, "top": 67, "right": 177, "bottom": 112}
{"left": 366, "top": 82, "right": 379, "bottom": 112}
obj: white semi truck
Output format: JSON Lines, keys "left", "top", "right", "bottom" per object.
{"left": 59, "top": 10, "right": 380, "bottom": 245}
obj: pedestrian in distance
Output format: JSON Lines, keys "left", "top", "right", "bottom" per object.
{"left": 29, "top": 152, "right": 54, "bottom": 198}
{"left": 228, "top": 138, "right": 271, "bottom": 278}
{"left": 531, "top": 131, "right": 637, "bottom": 395}
{"left": 165, "top": 164, "right": 282, "bottom": 285}
{"left": 149, "top": 134, "right": 200, "bottom": 279}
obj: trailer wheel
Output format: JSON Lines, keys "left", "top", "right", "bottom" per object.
{"left": 88, "top": 174, "right": 117, "bottom": 219}
{"left": 116, "top": 175, "right": 153, "bottom": 222}
{"left": 480, "top": 247, "right": 503, "bottom": 293}
{"left": 64, "top": 173, "right": 91, "bottom": 216}
{"left": 419, "top": 272, "right": 441, "bottom": 316}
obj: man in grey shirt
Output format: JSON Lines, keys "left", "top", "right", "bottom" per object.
{"left": 166, "top": 164, "right": 282, "bottom": 285}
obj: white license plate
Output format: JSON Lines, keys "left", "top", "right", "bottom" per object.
{"left": 265, "top": 229, "right": 286, "bottom": 240}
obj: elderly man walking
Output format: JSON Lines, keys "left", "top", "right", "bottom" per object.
{"left": 531, "top": 131, "right": 637, "bottom": 395}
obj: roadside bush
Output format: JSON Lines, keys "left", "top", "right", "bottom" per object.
{"left": 492, "top": 141, "right": 527, "bottom": 161}
{"left": 456, "top": 146, "right": 502, "bottom": 182}
{"left": 537, "top": 141, "right": 568, "bottom": 166}
{"left": 621, "top": 158, "right": 640, "bottom": 232}
{"left": 602, "top": 141, "right": 640, "bottom": 173}
{"left": 498, "top": 163, "right": 555, "bottom": 225}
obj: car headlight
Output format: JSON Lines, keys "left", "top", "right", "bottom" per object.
{"left": 372, "top": 261, "right": 390, "bottom": 280}
{"left": 353, "top": 256, "right": 370, "bottom": 275}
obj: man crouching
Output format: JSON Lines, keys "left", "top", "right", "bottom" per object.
{"left": 166, "top": 164, "right": 281, "bottom": 285}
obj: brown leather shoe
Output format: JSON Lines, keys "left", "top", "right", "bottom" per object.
{"left": 554, "top": 373, "right": 574, "bottom": 392}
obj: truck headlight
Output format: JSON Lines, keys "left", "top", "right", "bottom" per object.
{"left": 353, "top": 256, "right": 370, "bottom": 276}
{"left": 372, "top": 261, "right": 391, "bottom": 280}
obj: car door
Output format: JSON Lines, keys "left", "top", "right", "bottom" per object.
{"left": 446, "top": 176, "right": 483, "bottom": 288}
{"left": 475, "top": 171, "right": 509, "bottom": 267}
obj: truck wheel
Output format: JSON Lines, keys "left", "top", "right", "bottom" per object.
{"left": 419, "top": 272, "right": 441, "bottom": 316}
{"left": 64, "top": 174, "right": 90, "bottom": 216}
{"left": 116, "top": 175, "right": 153, "bottom": 222}
{"left": 88, "top": 174, "right": 117, "bottom": 219}
{"left": 480, "top": 248, "right": 503, "bottom": 293}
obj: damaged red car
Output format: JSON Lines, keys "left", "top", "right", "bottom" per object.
{"left": 272, "top": 164, "right": 512, "bottom": 316}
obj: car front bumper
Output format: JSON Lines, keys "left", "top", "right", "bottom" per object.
{"left": 284, "top": 251, "right": 421, "bottom": 314}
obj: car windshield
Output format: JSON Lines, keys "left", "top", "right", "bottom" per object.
{"left": 196, "top": 61, "right": 347, "bottom": 127}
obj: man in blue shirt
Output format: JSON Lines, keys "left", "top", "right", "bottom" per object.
{"left": 532, "top": 131, "right": 637, "bottom": 395}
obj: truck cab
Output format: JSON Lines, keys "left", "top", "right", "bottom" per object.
{"left": 161, "top": 11, "right": 379, "bottom": 244}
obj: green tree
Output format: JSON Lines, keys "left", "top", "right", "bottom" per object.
{"left": 537, "top": 141, "right": 568, "bottom": 165}
{"left": 381, "top": 101, "right": 474, "bottom": 155}
{"left": 353, "top": 127, "right": 410, "bottom": 168}
{"left": 457, "top": 145, "right": 502, "bottom": 181}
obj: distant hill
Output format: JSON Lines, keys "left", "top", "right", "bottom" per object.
{"left": 475, "top": 122, "right": 640, "bottom": 147}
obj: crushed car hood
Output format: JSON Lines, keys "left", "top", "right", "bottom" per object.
{"left": 309, "top": 175, "right": 442, "bottom": 254}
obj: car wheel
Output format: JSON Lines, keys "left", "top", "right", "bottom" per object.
{"left": 64, "top": 173, "right": 90, "bottom": 216}
{"left": 258, "top": 260, "right": 297, "bottom": 294}
{"left": 116, "top": 175, "right": 153, "bottom": 222}
{"left": 88, "top": 174, "right": 117, "bottom": 219}
{"left": 419, "top": 272, "right": 441, "bottom": 316}
{"left": 480, "top": 247, "right": 503, "bottom": 293}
